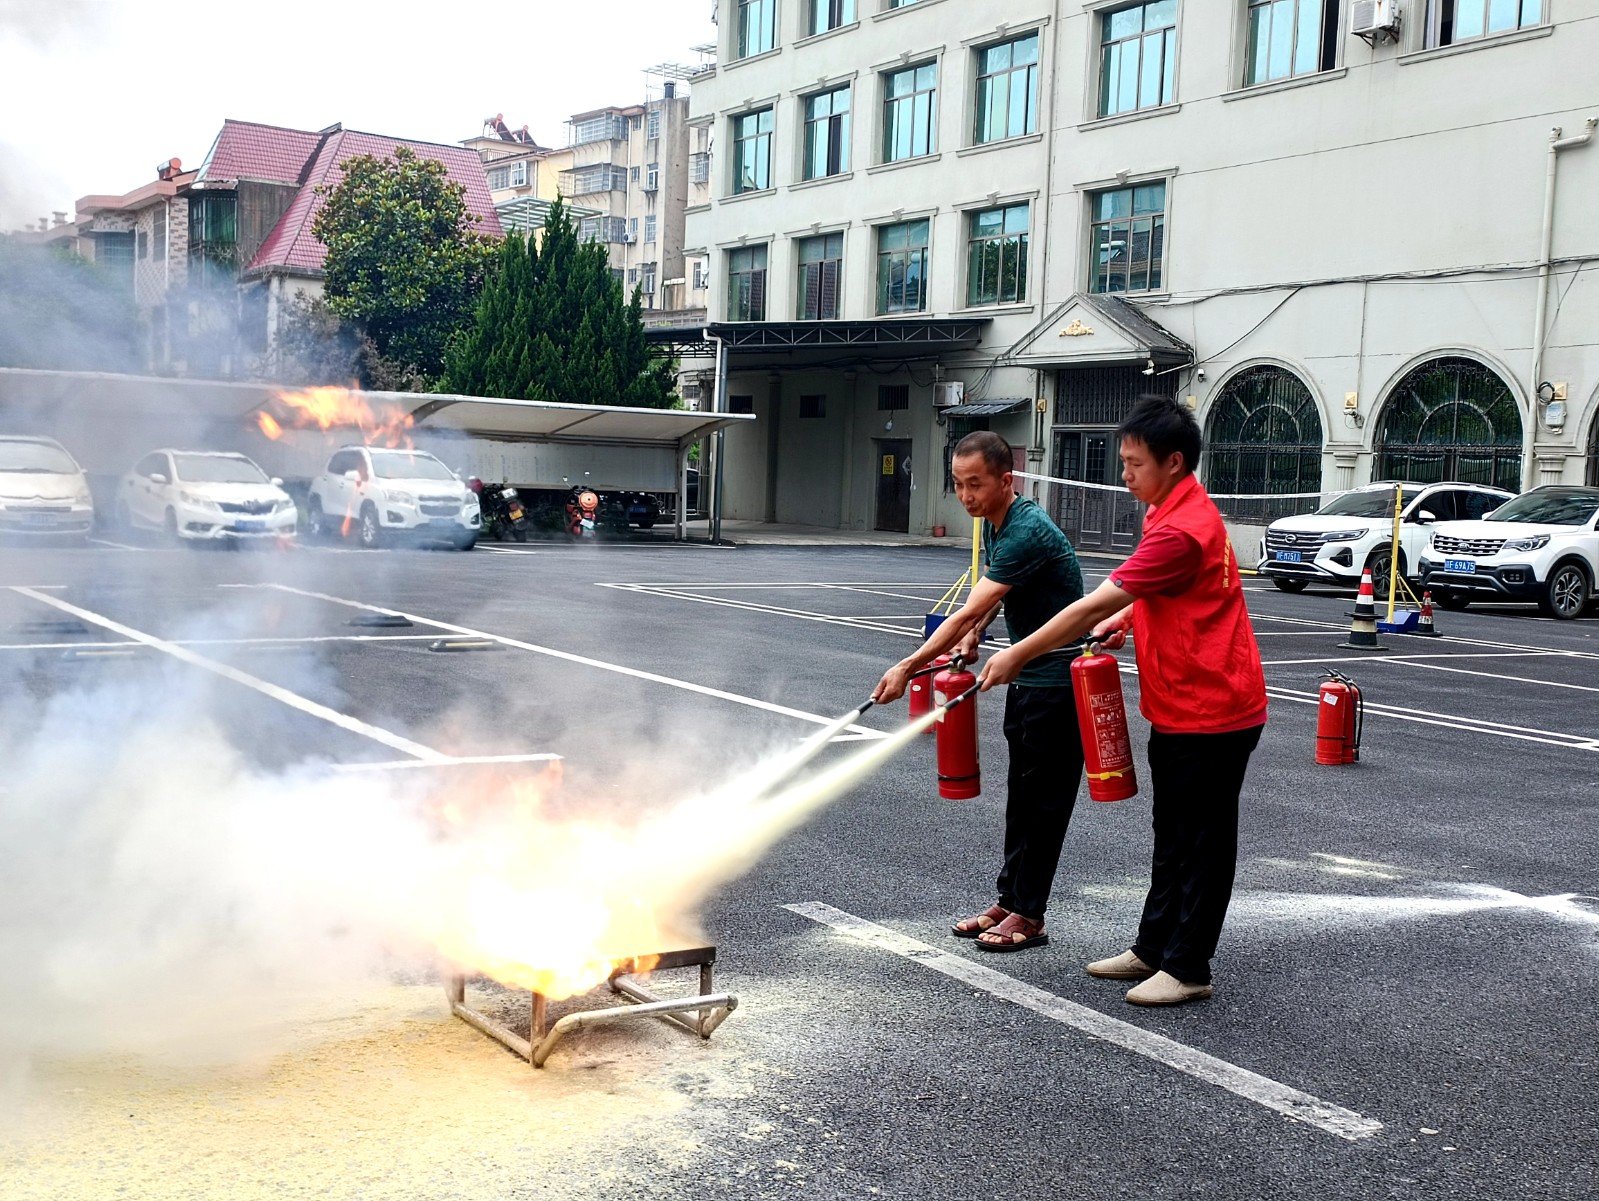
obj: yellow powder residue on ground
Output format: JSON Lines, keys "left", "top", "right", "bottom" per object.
{"left": 0, "top": 984, "right": 707, "bottom": 1201}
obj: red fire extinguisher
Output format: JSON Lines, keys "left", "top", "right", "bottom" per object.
{"left": 908, "top": 655, "right": 950, "bottom": 732}
{"left": 1316, "top": 670, "right": 1363, "bottom": 765}
{"left": 1072, "top": 641, "right": 1138, "bottom": 802}
{"left": 933, "top": 659, "right": 981, "bottom": 800}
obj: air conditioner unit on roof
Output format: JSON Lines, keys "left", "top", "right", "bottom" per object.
{"left": 933, "top": 381, "right": 965, "bottom": 408}
{"left": 1351, "top": 0, "right": 1399, "bottom": 40}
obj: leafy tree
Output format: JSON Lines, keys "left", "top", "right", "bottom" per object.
{"left": 443, "top": 196, "right": 678, "bottom": 408}
{"left": 0, "top": 236, "right": 142, "bottom": 371}
{"left": 312, "top": 146, "right": 493, "bottom": 382}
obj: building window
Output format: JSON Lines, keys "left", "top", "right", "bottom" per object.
{"left": 693, "top": 259, "right": 709, "bottom": 290}
{"left": 974, "top": 32, "right": 1040, "bottom": 143}
{"left": 642, "top": 262, "right": 657, "bottom": 294}
{"left": 137, "top": 230, "right": 149, "bottom": 260}
{"left": 882, "top": 62, "right": 937, "bottom": 162}
{"left": 803, "top": 85, "right": 852, "bottom": 179}
{"left": 1375, "top": 357, "right": 1523, "bottom": 493}
{"left": 647, "top": 109, "right": 662, "bottom": 139}
{"left": 645, "top": 214, "right": 658, "bottom": 244}
{"left": 153, "top": 214, "right": 166, "bottom": 262}
{"left": 510, "top": 161, "right": 527, "bottom": 187}
{"left": 966, "top": 203, "right": 1028, "bottom": 307}
{"left": 628, "top": 266, "right": 639, "bottom": 284}
{"left": 567, "top": 164, "right": 627, "bottom": 195}
{"left": 800, "top": 395, "right": 827, "bottom": 418}
{"left": 188, "top": 192, "right": 236, "bottom": 290}
{"left": 645, "top": 163, "right": 660, "bottom": 191}
{"left": 488, "top": 166, "right": 509, "bottom": 190}
{"left": 876, "top": 219, "right": 929, "bottom": 314}
{"left": 729, "top": 395, "right": 756, "bottom": 414}
{"left": 1427, "top": 0, "right": 1541, "bottom": 45}
{"left": 738, "top": 0, "right": 777, "bottom": 57}
{"left": 1204, "top": 365, "right": 1324, "bottom": 522}
{"left": 1089, "top": 182, "right": 1166, "bottom": 294}
{"left": 690, "top": 151, "right": 712, "bottom": 184}
{"left": 1246, "top": 0, "right": 1339, "bottom": 85}
{"left": 1099, "top": 2, "right": 1176, "bottom": 117}
{"left": 732, "top": 107, "right": 775, "bottom": 193}
{"left": 886, "top": 0, "right": 919, "bottom": 7}
{"left": 878, "top": 384, "right": 909, "bottom": 410}
{"left": 727, "top": 245, "right": 768, "bottom": 320}
{"left": 796, "top": 232, "right": 844, "bottom": 319}
{"left": 629, "top": 217, "right": 639, "bottom": 239}
{"left": 810, "top": 0, "right": 855, "bottom": 34}
{"left": 570, "top": 114, "right": 629, "bottom": 145}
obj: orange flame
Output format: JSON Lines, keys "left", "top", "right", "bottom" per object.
{"left": 425, "top": 765, "right": 674, "bottom": 1000}
{"left": 255, "top": 385, "right": 414, "bottom": 448}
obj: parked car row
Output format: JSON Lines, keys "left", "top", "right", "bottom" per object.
{"left": 1259, "top": 480, "right": 1599, "bottom": 619}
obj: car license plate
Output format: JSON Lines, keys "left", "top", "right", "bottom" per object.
{"left": 25, "top": 512, "right": 54, "bottom": 526}
{"left": 1444, "top": 558, "right": 1476, "bottom": 574}
{"left": 235, "top": 520, "right": 264, "bottom": 532}
{"left": 1274, "top": 550, "right": 1302, "bottom": 563}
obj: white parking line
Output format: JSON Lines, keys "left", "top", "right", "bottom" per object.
{"left": 239, "top": 583, "right": 887, "bottom": 740}
{"left": 1262, "top": 684, "right": 1599, "bottom": 753}
{"left": 598, "top": 582, "right": 924, "bottom": 638}
{"left": 86, "top": 537, "right": 141, "bottom": 551}
{"left": 9, "top": 587, "right": 449, "bottom": 763}
{"left": 0, "top": 633, "right": 443, "bottom": 653}
{"left": 785, "top": 902, "right": 1383, "bottom": 1143}
{"left": 332, "top": 753, "right": 562, "bottom": 772}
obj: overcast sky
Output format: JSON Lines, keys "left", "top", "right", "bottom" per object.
{"left": 0, "top": 0, "right": 718, "bottom": 230}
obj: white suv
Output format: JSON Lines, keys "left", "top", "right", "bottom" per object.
{"left": 1418, "top": 485, "right": 1599, "bottom": 620}
{"left": 1258, "top": 481, "right": 1514, "bottom": 595}
{"left": 306, "top": 446, "right": 480, "bottom": 550}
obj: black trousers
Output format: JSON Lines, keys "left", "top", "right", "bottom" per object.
{"left": 1130, "top": 724, "right": 1263, "bottom": 985}
{"left": 995, "top": 684, "right": 1086, "bottom": 922}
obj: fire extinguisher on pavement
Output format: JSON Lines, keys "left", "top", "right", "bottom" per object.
{"left": 1316, "top": 670, "right": 1363, "bottom": 765}
{"left": 933, "top": 656, "right": 981, "bottom": 800}
{"left": 1072, "top": 639, "right": 1138, "bottom": 802}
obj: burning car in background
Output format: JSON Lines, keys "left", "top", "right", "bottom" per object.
{"left": 115, "top": 450, "right": 297, "bottom": 544}
{"left": 305, "top": 446, "right": 481, "bottom": 550}
{"left": 0, "top": 435, "right": 96, "bottom": 541}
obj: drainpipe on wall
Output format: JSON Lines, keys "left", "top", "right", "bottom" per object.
{"left": 1524, "top": 118, "right": 1597, "bottom": 490}
{"left": 704, "top": 327, "right": 728, "bottom": 544}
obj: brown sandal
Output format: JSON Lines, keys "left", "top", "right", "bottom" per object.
{"left": 976, "top": 911, "right": 1048, "bottom": 952}
{"left": 952, "top": 904, "right": 1009, "bottom": 939}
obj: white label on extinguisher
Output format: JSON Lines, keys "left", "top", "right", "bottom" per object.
{"left": 1323, "top": 694, "right": 1339, "bottom": 706}
{"left": 1086, "top": 689, "right": 1131, "bottom": 766}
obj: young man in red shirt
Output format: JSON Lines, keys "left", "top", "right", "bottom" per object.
{"left": 979, "top": 395, "right": 1268, "bottom": 1006}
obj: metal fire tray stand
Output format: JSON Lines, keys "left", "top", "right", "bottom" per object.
{"left": 446, "top": 946, "right": 738, "bottom": 1068}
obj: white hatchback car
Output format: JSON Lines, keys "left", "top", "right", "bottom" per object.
{"left": 0, "top": 435, "right": 95, "bottom": 540}
{"left": 1258, "top": 480, "right": 1514, "bottom": 596}
{"left": 1418, "top": 485, "right": 1599, "bottom": 620}
{"left": 306, "top": 446, "right": 480, "bottom": 550}
{"left": 118, "top": 450, "right": 298, "bottom": 544}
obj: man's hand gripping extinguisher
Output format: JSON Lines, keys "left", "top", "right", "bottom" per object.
{"left": 932, "top": 654, "right": 981, "bottom": 800}
{"left": 1072, "top": 637, "right": 1138, "bottom": 802}
{"left": 1316, "top": 669, "right": 1363, "bottom": 764}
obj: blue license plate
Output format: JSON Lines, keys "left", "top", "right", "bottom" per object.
{"left": 1444, "top": 558, "right": 1476, "bottom": 574}
{"left": 1275, "top": 550, "right": 1302, "bottom": 563}
{"left": 235, "top": 520, "right": 265, "bottom": 532}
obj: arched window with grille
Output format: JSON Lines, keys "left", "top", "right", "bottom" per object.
{"left": 1375, "top": 356, "right": 1522, "bottom": 492}
{"left": 1203, "top": 364, "right": 1323, "bottom": 523}
{"left": 1587, "top": 404, "right": 1599, "bottom": 487}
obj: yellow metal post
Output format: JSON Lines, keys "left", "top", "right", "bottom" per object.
{"left": 1386, "top": 483, "right": 1404, "bottom": 622}
{"left": 971, "top": 516, "right": 982, "bottom": 599}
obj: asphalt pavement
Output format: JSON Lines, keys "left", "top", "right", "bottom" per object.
{"left": 1, "top": 534, "right": 1595, "bottom": 1201}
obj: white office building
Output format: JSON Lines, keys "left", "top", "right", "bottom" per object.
{"left": 682, "top": 0, "right": 1599, "bottom": 548}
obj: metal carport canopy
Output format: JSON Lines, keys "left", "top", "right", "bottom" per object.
{"left": 409, "top": 394, "right": 749, "bottom": 448}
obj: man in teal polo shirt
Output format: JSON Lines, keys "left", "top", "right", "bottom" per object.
{"left": 874, "top": 431, "right": 1087, "bottom": 952}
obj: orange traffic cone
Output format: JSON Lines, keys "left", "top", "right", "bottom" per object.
{"left": 1414, "top": 590, "right": 1441, "bottom": 637}
{"left": 1337, "top": 568, "right": 1389, "bottom": 652}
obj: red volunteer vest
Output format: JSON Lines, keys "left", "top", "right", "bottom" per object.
{"left": 1130, "top": 474, "right": 1268, "bottom": 734}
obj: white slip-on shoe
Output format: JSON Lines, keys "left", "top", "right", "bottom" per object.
{"left": 1085, "top": 950, "right": 1156, "bottom": 980}
{"left": 1125, "top": 970, "right": 1214, "bottom": 1007}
